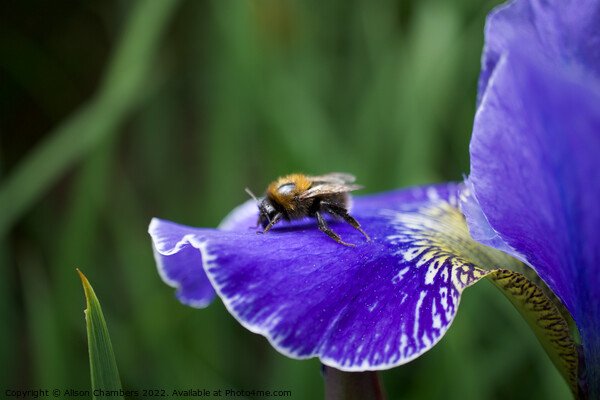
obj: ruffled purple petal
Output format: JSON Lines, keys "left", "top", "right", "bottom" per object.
{"left": 467, "top": 46, "right": 600, "bottom": 389}
{"left": 150, "top": 219, "right": 216, "bottom": 307}
{"left": 150, "top": 183, "right": 499, "bottom": 371}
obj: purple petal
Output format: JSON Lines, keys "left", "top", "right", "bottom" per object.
{"left": 477, "top": 0, "right": 600, "bottom": 105}
{"left": 470, "top": 1, "right": 600, "bottom": 390}
{"left": 150, "top": 184, "right": 501, "bottom": 370}
{"left": 467, "top": 47, "right": 600, "bottom": 386}
{"left": 150, "top": 219, "right": 216, "bottom": 307}
{"left": 460, "top": 180, "right": 525, "bottom": 264}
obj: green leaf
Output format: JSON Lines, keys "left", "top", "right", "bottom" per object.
{"left": 78, "top": 269, "right": 124, "bottom": 400}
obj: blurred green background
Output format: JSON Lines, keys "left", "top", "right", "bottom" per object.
{"left": 0, "top": 0, "right": 570, "bottom": 399}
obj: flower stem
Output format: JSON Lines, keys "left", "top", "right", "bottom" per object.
{"left": 323, "top": 366, "right": 386, "bottom": 400}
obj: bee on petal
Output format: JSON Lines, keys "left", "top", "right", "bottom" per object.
{"left": 245, "top": 173, "right": 370, "bottom": 247}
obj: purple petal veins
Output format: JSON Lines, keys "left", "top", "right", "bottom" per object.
{"left": 150, "top": 184, "right": 497, "bottom": 370}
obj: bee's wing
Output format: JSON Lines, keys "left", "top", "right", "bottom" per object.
{"left": 298, "top": 183, "right": 363, "bottom": 199}
{"left": 306, "top": 173, "right": 356, "bottom": 184}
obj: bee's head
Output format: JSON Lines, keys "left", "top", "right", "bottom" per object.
{"left": 245, "top": 187, "right": 279, "bottom": 229}
{"left": 258, "top": 198, "right": 278, "bottom": 229}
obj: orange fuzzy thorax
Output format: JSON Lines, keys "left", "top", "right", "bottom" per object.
{"left": 267, "top": 173, "right": 312, "bottom": 210}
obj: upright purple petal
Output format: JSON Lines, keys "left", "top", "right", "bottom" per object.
{"left": 150, "top": 184, "right": 513, "bottom": 371}
{"left": 477, "top": 0, "right": 600, "bottom": 106}
{"left": 467, "top": 46, "right": 600, "bottom": 391}
{"left": 468, "top": 0, "right": 600, "bottom": 392}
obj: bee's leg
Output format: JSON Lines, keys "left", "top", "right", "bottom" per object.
{"left": 316, "top": 211, "right": 355, "bottom": 247}
{"left": 322, "top": 202, "right": 370, "bottom": 242}
{"left": 257, "top": 213, "right": 282, "bottom": 234}
{"left": 250, "top": 215, "right": 261, "bottom": 229}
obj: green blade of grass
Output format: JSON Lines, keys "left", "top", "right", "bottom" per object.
{"left": 78, "top": 269, "right": 123, "bottom": 400}
{"left": 0, "top": 0, "right": 180, "bottom": 238}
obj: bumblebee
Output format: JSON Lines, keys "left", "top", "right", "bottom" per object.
{"left": 245, "top": 173, "right": 370, "bottom": 247}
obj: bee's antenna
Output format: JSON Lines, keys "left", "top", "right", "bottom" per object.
{"left": 245, "top": 187, "right": 268, "bottom": 228}
{"left": 245, "top": 187, "right": 259, "bottom": 204}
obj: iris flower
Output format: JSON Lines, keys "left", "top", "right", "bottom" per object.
{"left": 149, "top": 0, "right": 599, "bottom": 397}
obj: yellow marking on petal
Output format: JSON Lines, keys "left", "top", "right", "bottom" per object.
{"left": 383, "top": 201, "right": 578, "bottom": 396}
{"left": 460, "top": 272, "right": 468, "bottom": 286}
